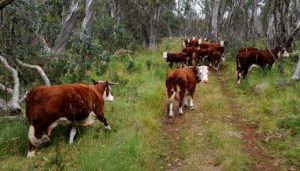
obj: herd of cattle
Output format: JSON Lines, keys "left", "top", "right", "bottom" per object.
{"left": 163, "top": 36, "right": 290, "bottom": 117}
{"left": 24, "top": 37, "right": 290, "bottom": 157}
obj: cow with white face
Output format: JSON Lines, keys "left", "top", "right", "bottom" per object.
{"left": 166, "top": 66, "right": 209, "bottom": 117}
{"left": 25, "top": 80, "right": 117, "bottom": 157}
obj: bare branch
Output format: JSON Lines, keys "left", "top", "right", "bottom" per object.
{"left": 16, "top": 59, "right": 51, "bottom": 86}
{"left": 0, "top": 83, "right": 13, "bottom": 94}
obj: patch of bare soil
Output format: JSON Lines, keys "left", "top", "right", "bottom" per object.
{"left": 162, "top": 111, "right": 186, "bottom": 171}
{"left": 216, "top": 73, "right": 280, "bottom": 171}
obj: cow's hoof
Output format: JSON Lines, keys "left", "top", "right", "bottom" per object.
{"left": 168, "top": 114, "right": 174, "bottom": 118}
{"left": 189, "top": 106, "right": 195, "bottom": 110}
{"left": 27, "top": 151, "right": 35, "bottom": 158}
{"left": 178, "top": 112, "right": 184, "bottom": 115}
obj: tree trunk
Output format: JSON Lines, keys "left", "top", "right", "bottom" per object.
{"left": 82, "top": 0, "right": 96, "bottom": 36}
{"left": 0, "top": 55, "right": 21, "bottom": 111}
{"left": 53, "top": 0, "right": 80, "bottom": 52}
{"left": 224, "top": 0, "right": 240, "bottom": 34}
{"left": 211, "top": 0, "right": 220, "bottom": 41}
{"left": 291, "top": 56, "right": 300, "bottom": 81}
{"left": 149, "top": 3, "right": 161, "bottom": 49}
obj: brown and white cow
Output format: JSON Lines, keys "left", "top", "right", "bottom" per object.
{"left": 198, "top": 39, "right": 225, "bottom": 49}
{"left": 163, "top": 51, "right": 189, "bottom": 68}
{"left": 26, "top": 80, "right": 117, "bottom": 157}
{"left": 166, "top": 66, "right": 209, "bottom": 117}
{"left": 236, "top": 46, "right": 290, "bottom": 84}
{"left": 182, "top": 37, "right": 200, "bottom": 48}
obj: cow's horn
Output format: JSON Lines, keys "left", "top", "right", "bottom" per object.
{"left": 108, "top": 81, "right": 118, "bottom": 85}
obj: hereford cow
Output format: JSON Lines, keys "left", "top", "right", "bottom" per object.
{"left": 163, "top": 51, "right": 189, "bottom": 68}
{"left": 166, "top": 66, "right": 209, "bottom": 117}
{"left": 198, "top": 39, "right": 225, "bottom": 49}
{"left": 238, "top": 47, "right": 259, "bottom": 53}
{"left": 26, "top": 80, "right": 117, "bottom": 157}
{"left": 192, "top": 48, "right": 214, "bottom": 66}
{"left": 208, "top": 51, "right": 222, "bottom": 71}
{"left": 182, "top": 37, "right": 200, "bottom": 48}
{"left": 236, "top": 46, "right": 290, "bottom": 84}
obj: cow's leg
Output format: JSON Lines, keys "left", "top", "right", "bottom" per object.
{"left": 27, "top": 125, "right": 50, "bottom": 157}
{"left": 178, "top": 89, "right": 185, "bottom": 115}
{"left": 27, "top": 142, "right": 36, "bottom": 157}
{"left": 237, "top": 70, "right": 242, "bottom": 85}
{"left": 242, "top": 69, "right": 248, "bottom": 79}
{"left": 69, "top": 127, "right": 76, "bottom": 144}
{"left": 97, "top": 115, "right": 111, "bottom": 131}
{"left": 168, "top": 102, "right": 174, "bottom": 117}
{"left": 167, "top": 88, "right": 176, "bottom": 117}
{"left": 184, "top": 95, "right": 189, "bottom": 107}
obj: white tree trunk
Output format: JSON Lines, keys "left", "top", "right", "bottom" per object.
{"left": 211, "top": 0, "right": 220, "bottom": 41}
{"left": 291, "top": 56, "right": 300, "bottom": 80}
{"left": 82, "top": 0, "right": 96, "bottom": 35}
{"left": 16, "top": 59, "right": 51, "bottom": 86}
{"left": 53, "top": 0, "right": 80, "bottom": 52}
{"left": 0, "top": 55, "right": 21, "bottom": 111}
{"left": 149, "top": 3, "right": 161, "bottom": 49}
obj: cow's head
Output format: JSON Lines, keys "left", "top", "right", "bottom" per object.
{"left": 196, "top": 66, "right": 209, "bottom": 83}
{"left": 219, "top": 40, "right": 225, "bottom": 47}
{"left": 198, "top": 38, "right": 202, "bottom": 45}
{"left": 92, "top": 80, "right": 118, "bottom": 101}
{"left": 163, "top": 52, "right": 168, "bottom": 61}
{"left": 277, "top": 46, "right": 290, "bottom": 58}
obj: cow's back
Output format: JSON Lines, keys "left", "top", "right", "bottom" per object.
{"left": 26, "top": 84, "right": 102, "bottom": 125}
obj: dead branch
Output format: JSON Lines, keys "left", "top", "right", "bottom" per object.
{"left": 0, "top": 55, "right": 21, "bottom": 111}
{"left": 0, "top": 83, "right": 13, "bottom": 94}
{"left": 112, "top": 49, "right": 134, "bottom": 57}
{"left": 16, "top": 59, "right": 51, "bottom": 86}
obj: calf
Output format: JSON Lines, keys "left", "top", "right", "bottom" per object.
{"left": 25, "top": 80, "right": 117, "bottom": 157}
{"left": 163, "top": 52, "right": 189, "bottom": 68}
{"left": 166, "top": 66, "right": 209, "bottom": 117}
{"left": 236, "top": 46, "right": 290, "bottom": 84}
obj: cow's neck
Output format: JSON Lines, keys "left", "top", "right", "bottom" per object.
{"left": 191, "top": 67, "right": 200, "bottom": 83}
{"left": 91, "top": 84, "right": 107, "bottom": 96}
{"left": 271, "top": 48, "right": 280, "bottom": 59}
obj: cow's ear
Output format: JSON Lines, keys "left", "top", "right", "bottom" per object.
{"left": 91, "top": 79, "right": 98, "bottom": 85}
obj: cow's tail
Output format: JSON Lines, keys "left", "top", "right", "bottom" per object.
{"left": 166, "top": 77, "right": 178, "bottom": 103}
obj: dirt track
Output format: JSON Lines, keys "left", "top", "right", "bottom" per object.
{"left": 162, "top": 71, "right": 279, "bottom": 171}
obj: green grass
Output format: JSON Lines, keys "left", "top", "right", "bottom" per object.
{"left": 0, "top": 38, "right": 182, "bottom": 170}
